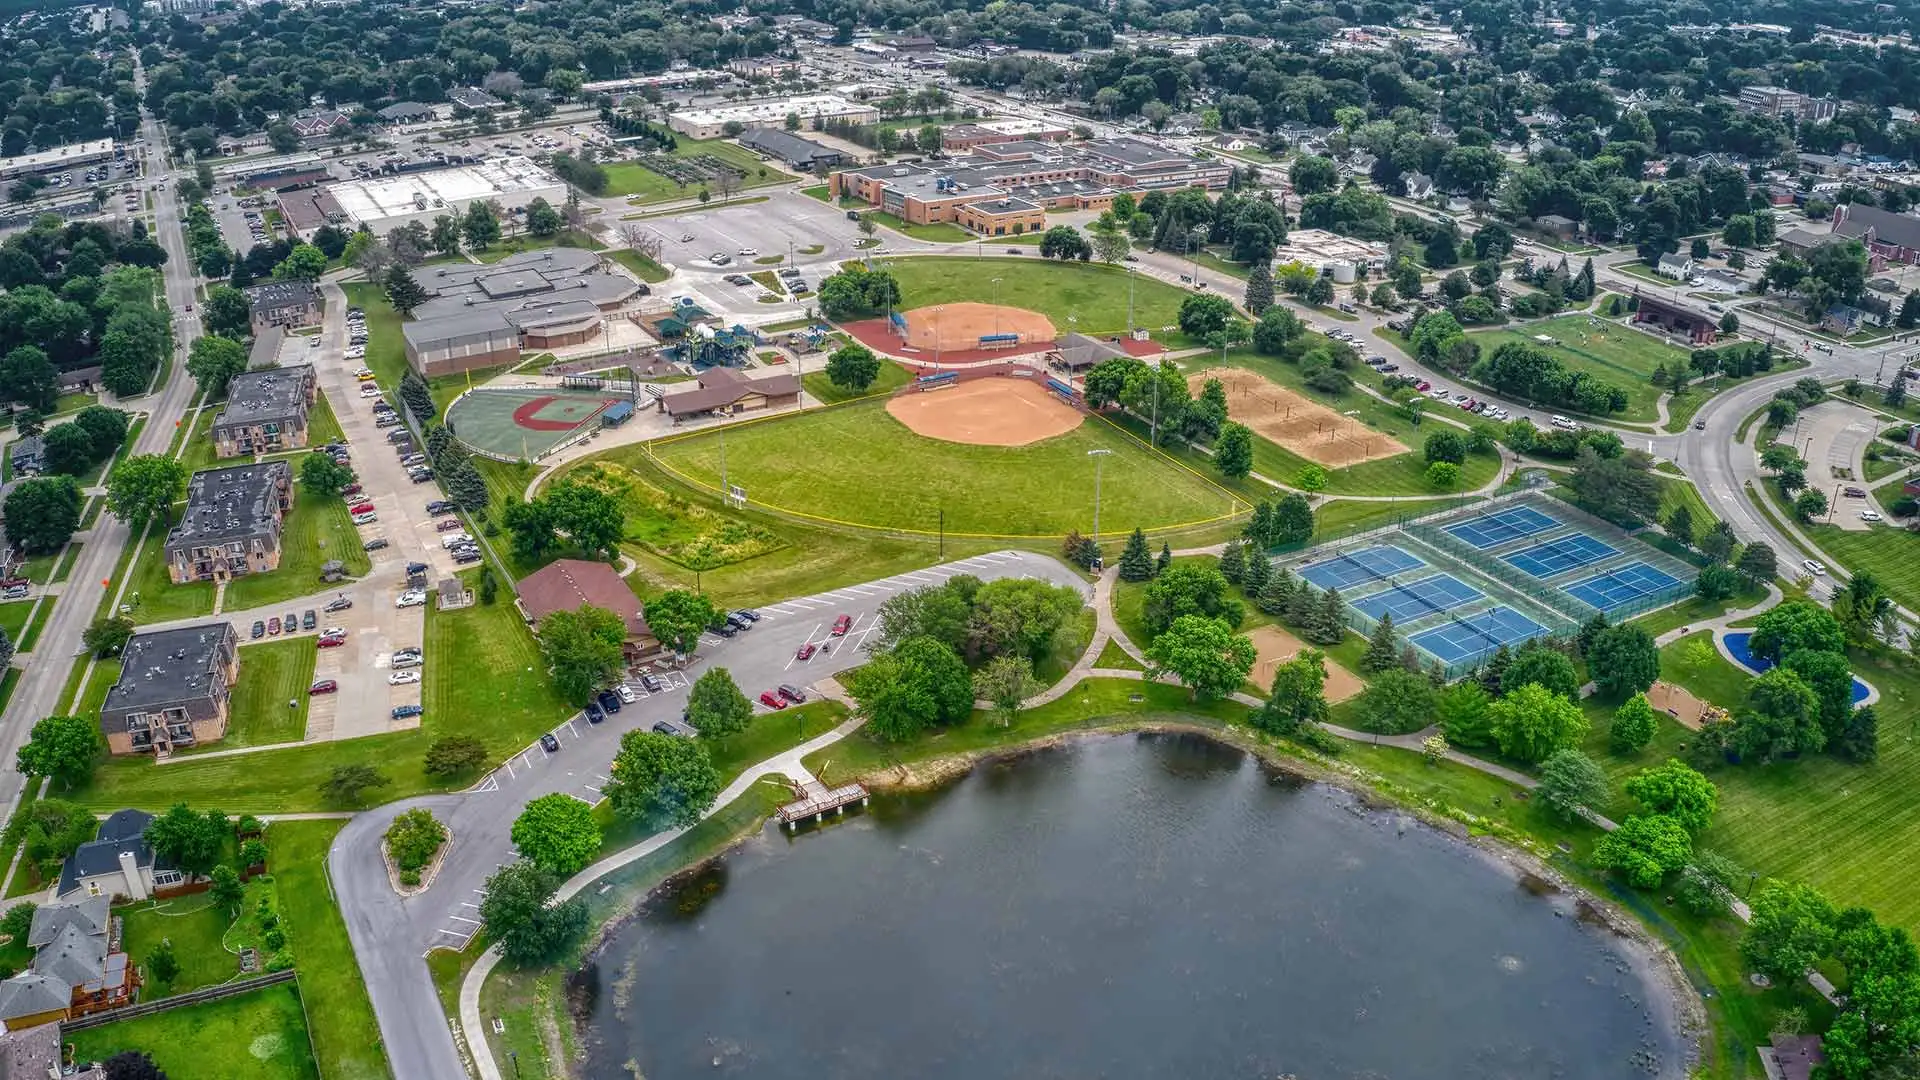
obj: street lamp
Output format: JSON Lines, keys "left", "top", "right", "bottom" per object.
{"left": 1088, "top": 448, "right": 1113, "bottom": 543}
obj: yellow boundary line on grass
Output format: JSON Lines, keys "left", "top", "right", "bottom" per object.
{"left": 629, "top": 398, "right": 1249, "bottom": 541}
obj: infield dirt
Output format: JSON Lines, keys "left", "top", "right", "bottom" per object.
{"left": 1191, "top": 368, "right": 1407, "bottom": 467}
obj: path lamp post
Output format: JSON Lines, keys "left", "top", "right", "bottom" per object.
{"left": 1088, "top": 448, "right": 1112, "bottom": 545}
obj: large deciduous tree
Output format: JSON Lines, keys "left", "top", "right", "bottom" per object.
{"left": 1488, "top": 683, "right": 1588, "bottom": 763}
{"left": 1623, "top": 759, "right": 1719, "bottom": 832}
{"left": 186, "top": 333, "right": 247, "bottom": 398}
{"left": 15, "top": 714, "right": 98, "bottom": 789}
{"left": 1144, "top": 615, "right": 1255, "bottom": 702}
{"left": 1586, "top": 624, "right": 1660, "bottom": 701}
{"left": 480, "top": 860, "right": 588, "bottom": 965}
{"left": 643, "top": 589, "right": 719, "bottom": 657}
{"left": 825, "top": 343, "right": 881, "bottom": 391}
{"left": 686, "top": 667, "right": 753, "bottom": 737}
{"left": 537, "top": 604, "right": 628, "bottom": 705}
{"left": 142, "top": 804, "right": 228, "bottom": 879}
{"left": 850, "top": 637, "right": 974, "bottom": 742}
{"left": 510, "top": 793, "right": 601, "bottom": 875}
{"left": 1593, "top": 814, "right": 1693, "bottom": 888}
{"left": 106, "top": 455, "right": 187, "bottom": 529}
{"left": 1538, "top": 749, "right": 1610, "bottom": 822}
{"left": 603, "top": 730, "right": 722, "bottom": 827}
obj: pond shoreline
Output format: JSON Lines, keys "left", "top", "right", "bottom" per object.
{"left": 563, "top": 719, "right": 1705, "bottom": 1079}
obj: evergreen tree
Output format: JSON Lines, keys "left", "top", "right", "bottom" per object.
{"left": 399, "top": 371, "right": 435, "bottom": 424}
{"left": 1244, "top": 261, "right": 1276, "bottom": 315}
{"left": 1241, "top": 546, "right": 1271, "bottom": 595}
{"left": 1574, "top": 258, "right": 1596, "bottom": 300}
{"left": 1218, "top": 539, "right": 1246, "bottom": 584}
{"left": 1156, "top": 542, "right": 1172, "bottom": 575}
{"left": 1665, "top": 503, "right": 1695, "bottom": 549}
{"left": 1889, "top": 375, "right": 1909, "bottom": 409}
{"left": 1284, "top": 580, "right": 1318, "bottom": 626}
{"left": 1309, "top": 586, "right": 1346, "bottom": 645}
{"left": 1478, "top": 643, "right": 1514, "bottom": 696}
{"left": 1900, "top": 290, "right": 1920, "bottom": 330}
{"left": 1117, "top": 528, "right": 1155, "bottom": 582}
{"left": 1258, "top": 567, "right": 1293, "bottom": 615}
{"left": 1362, "top": 613, "right": 1400, "bottom": 672}
{"left": 1577, "top": 613, "right": 1611, "bottom": 657}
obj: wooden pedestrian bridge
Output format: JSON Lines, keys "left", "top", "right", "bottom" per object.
{"left": 777, "top": 778, "right": 869, "bottom": 828}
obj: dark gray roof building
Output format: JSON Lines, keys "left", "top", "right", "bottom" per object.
{"left": 737, "top": 128, "right": 844, "bottom": 170}
{"left": 7, "top": 436, "right": 43, "bottom": 475}
{"left": 55, "top": 809, "right": 172, "bottom": 899}
{"left": 213, "top": 364, "right": 316, "bottom": 457}
{"left": 162, "top": 462, "right": 293, "bottom": 587}
{"left": 98, "top": 624, "right": 241, "bottom": 757}
{"left": 376, "top": 101, "right": 436, "bottom": 123}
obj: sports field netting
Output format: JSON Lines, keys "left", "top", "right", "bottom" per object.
{"left": 1411, "top": 607, "right": 1550, "bottom": 665}
{"left": 1503, "top": 532, "right": 1621, "bottom": 579}
{"left": 1444, "top": 505, "right": 1559, "bottom": 550}
{"left": 445, "top": 387, "right": 622, "bottom": 461}
{"left": 1351, "top": 573, "right": 1483, "bottom": 623}
{"left": 1297, "top": 544, "right": 1424, "bottom": 591}
{"left": 1564, "top": 561, "right": 1686, "bottom": 613}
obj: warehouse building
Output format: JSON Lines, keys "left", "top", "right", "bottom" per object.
{"left": 0, "top": 139, "right": 116, "bottom": 182}
{"left": 669, "top": 94, "right": 878, "bottom": 139}
{"left": 324, "top": 158, "right": 565, "bottom": 235}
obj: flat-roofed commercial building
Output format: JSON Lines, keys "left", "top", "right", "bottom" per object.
{"left": 399, "top": 248, "right": 646, "bottom": 374}
{"left": 0, "top": 139, "right": 115, "bottom": 181}
{"left": 99, "top": 623, "right": 240, "bottom": 756}
{"left": 668, "top": 94, "right": 878, "bottom": 139}
{"left": 163, "top": 462, "right": 293, "bottom": 584}
{"left": 942, "top": 119, "right": 1073, "bottom": 151}
{"left": 324, "top": 158, "right": 565, "bottom": 235}
{"left": 212, "top": 365, "right": 317, "bottom": 457}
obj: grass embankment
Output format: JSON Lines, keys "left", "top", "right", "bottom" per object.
{"left": 68, "top": 981, "right": 320, "bottom": 1080}
{"left": 606, "top": 248, "right": 670, "bottom": 283}
{"left": 1466, "top": 314, "right": 1688, "bottom": 425}
{"left": 799, "top": 358, "right": 913, "bottom": 404}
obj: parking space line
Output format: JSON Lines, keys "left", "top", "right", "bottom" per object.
{"left": 447, "top": 915, "right": 481, "bottom": 925}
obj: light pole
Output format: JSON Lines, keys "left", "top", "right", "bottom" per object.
{"left": 1088, "top": 448, "right": 1112, "bottom": 543}
{"left": 1188, "top": 225, "right": 1207, "bottom": 287}
{"left": 992, "top": 277, "right": 1004, "bottom": 336}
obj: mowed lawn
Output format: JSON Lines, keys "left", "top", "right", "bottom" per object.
{"left": 223, "top": 487, "right": 372, "bottom": 610}
{"left": 601, "top": 139, "right": 794, "bottom": 203}
{"left": 217, "top": 639, "right": 318, "bottom": 749}
{"left": 274, "top": 821, "right": 390, "bottom": 1080}
{"left": 67, "top": 981, "right": 319, "bottom": 1080}
{"left": 1468, "top": 314, "right": 1686, "bottom": 424}
{"left": 339, "top": 284, "right": 409, "bottom": 391}
{"left": 645, "top": 400, "right": 1238, "bottom": 537}
{"left": 880, "top": 256, "right": 1189, "bottom": 336}
{"left": 1799, "top": 523, "right": 1920, "bottom": 615}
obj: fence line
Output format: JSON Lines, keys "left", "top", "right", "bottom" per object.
{"left": 63, "top": 970, "right": 298, "bottom": 1032}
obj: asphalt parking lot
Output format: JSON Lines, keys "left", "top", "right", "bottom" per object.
{"left": 645, "top": 189, "right": 855, "bottom": 277}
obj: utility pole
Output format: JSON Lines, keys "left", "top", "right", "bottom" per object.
{"left": 1127, "top": 265, "right": 1135, "bottom": 335}
{"left": 1088, "top": 448, "right": 1112, "bottom": 542}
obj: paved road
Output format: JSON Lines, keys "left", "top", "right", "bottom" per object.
{"left": 328, "top": 550, "right": 1087, "bottom": 1080}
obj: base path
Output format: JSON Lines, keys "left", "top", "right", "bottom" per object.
{"left": 886, "top": 377, "right": 1082, "bottom": 446}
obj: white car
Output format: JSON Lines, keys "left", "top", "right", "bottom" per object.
{"left": 440, "top": 532, "right": 472, "bottom": 549}
{"left": 360, "top": 385, "right": 381, "bottom": 398}
{"left": 322, "top": 626, "right": 347, "bottom": 638}
{"left": 352, "top": 511, "right": 378, "bottom": 525}
{"left": 1550, "top": 415, "right": 1577, "bottom": 430}
{"left": 1861, "top": 510, "right": 1884, "bottom": 522}
{"left": 396, "top": 590, "right": 427, "bottom": 607}
{"left": 737, "top": 247, "right": 758, "bottom": 256}
{"left": 391, "top": 653, "right": 422, "bottom": 669}
{"left": 1803, "top": 559, "right": 1828, "bottom": 576}
{"left": 616, "top": 684, "right": 636, "bottom": 704}
{"left": 388, "top": 670, "right": 422, "bottom": 685}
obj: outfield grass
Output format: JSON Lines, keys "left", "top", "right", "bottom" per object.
{"left": 799, "top": 357, "right": 912, "bottom": 404}
{"left": 879, "top": 256, "right": 1190, "bottom": 337}
{"left": 602, "top": 139, "right": 794, "bottom": 203}
{"left": 644, "top": 399, "right": 1239, "bottom": 538}
{"left": 68, "top": 981, "right": 319, "bottom": 1080}
{"left": 1467, "top": 314, "right": 1688, "bottom": 424}
{"left": 217, "top": 639, "right": 317, "bottom": 748}
{"left": 273, "top": 820, "right": 390, "bottom": 1080}
{"left": 606, "top": 247, "right": 670, "bottom": 283}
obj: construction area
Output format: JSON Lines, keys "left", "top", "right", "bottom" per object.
{"left": 1194, "top": 368, "right": 1407, "bottom": 467}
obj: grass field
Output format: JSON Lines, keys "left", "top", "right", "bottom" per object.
{"left": 800, "top": 357, "right": 913, "bottom": 404}
{"left": 339, "top": 284, "right": 409, "bottom": 391}
{"left": 643, "top": 399, "right": 1239, "bottom": 537}
{"left": 218, "top": 639, "right": 318, "bottom": 748}
{"left": 879, "top": 257, "right": 1191, "bottom": 337}
{"left": 127, "top": 487, "right": 371, "bottom": 624}
{"left": 605, "top": 248, "right": 670, "bottom": 283}
{"left": 863, "top": 210, "right": 974, "bottom": 242}
{"left": 119, "top": 893, "right": 237, "bottom": 993}
{"left": 1467, "top": 314, "right": 1687, "bottom": 424}
{"left": 274, "top": 821, "right": 390, "bottom": 1080}
{"left": 602, "top": 139, "right": 794, "bottom": 204}
{"left": 1796, "top": 522, "right": 1920, "bottom": 614}
{"left": 68, "top": 981, "right": 319, "bottom": 1080}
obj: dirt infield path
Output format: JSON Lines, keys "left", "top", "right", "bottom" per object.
{"left": 886, "top": 377, "right": 1083, "bottom": 447}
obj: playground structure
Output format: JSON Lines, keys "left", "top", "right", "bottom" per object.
{"left": 885, "top": 371, "right": 1083, "bottom": 447}
{"left": 1647, "top": 679, "right": 1724, "bottom": 731}
{"left": 1194, "top": 367, "right": 1406, "bottom": 467}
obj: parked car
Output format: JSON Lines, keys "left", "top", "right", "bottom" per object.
{"left": 778, "top": 684, "right": 808, "bottom": 704}
{"left": 390, "top": 653, "right": 421, "bottom": 669}
{"left": 597, "top": 690, "right": 623, "bottom": 714}
{"left": 392, "top": 705, "right": 424, "bottom": 720}
{"left": 1845, "top": 487, "right": 1867, "bottom": 498}
{"left": 352, "top": 511, "right": 378, "bottom": 525}
{"left": 540, "top": 732, "right": 561, "bottom": 753}
{"left": 452, "top": 551, "right": 482, "bottom": 564}
{"left": 406, "top": 562, "right": 428, "bottom": 577}
{"left": 348, "top": 501, "right": 375, "bottom": 515}
{"left": 409, "top": 469, "right": 434, "bottom": 483}
{"left": 426, "top": 500, "right": 454, "bottom": 514}
{"left": 725, "top": 611, "right": 753, "bottom": 631}
{"left": 396, "top": 590, "right": 427, "bottom": 607}
{"left": 251, "top": 620, "right": 266, "bottom": 639}
{"left": 325, "top": 597, "right": 353, "bottom": 613}
{"left": 435, "top": 519, "right": 462, "bottom": 532}
{"left": 617, "top": 684, "right": 638, "bottom": 703}
{"left": 363, "top": 537, "right": 388, "bottom": 551}
{"left": 583, "top": 701, "right": 605, "bottom": 723}
{"left": 831, "top": 614, "right": 852, "bottom": 636}
{"left": 317, "top": 632, "right": 347, "bottom": 648}
{"left": 637, "top": 673, "right": 662, "bottom": 694}
{"left": 309, "top": 679, "right": 338, "bottom": 695}
{"left": 734, "top": 609, "right": 760, "bottom": 623}
{"left": 710, "top": 620, "right": 737, "bottom": 637}
{"left": 283, "top": 611, "right": 298, "bottom": 632}
{"left": 389, "top": 670, "right": 421, "bottom": 685}
{"left": 341, "top": 483, "right": 363, "bottom": 496}
{"left": 795, "top": 642, "right": 817, "bottom": 661}
{"left": 758, "top": 691, "right": 787, "bottom": 709}
{"left": 302, "top": 610, "right": 316, "bottom": 630}
{"left": 267, "top": 617, "right": 281, "bottom": 635}
{"left": 1861, "top": 510, "right": 1884, "bottom": 522}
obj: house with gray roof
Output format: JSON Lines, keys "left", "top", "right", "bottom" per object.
{"left": 0, "top": 1019, "right": 105, "bottom": 1075}
{"left": 213, "top": 364, "right": 317, "bottom": 457}
{"left": 98, "top": 624, "right": 240, "bottom": 757}
{"left": 0, "top": 894, "right": 138, "bottom": 1031}
{"left": 163, "top": 461, "right": 293, "bottom": 586}
{"left": 5, "top": 436, "right": 42, "bottom": 476}
{"left": 375, "top": 101, "right": 436, "bottom": 125}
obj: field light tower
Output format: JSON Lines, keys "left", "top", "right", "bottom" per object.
{"left": 1088, "top": 448, "right": 1113, "bottom": 542}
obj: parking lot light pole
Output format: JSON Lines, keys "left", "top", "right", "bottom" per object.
{"left": 1088, "top": 448, "right": 1112, "bottom": 542}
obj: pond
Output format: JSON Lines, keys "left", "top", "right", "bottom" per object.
{"left": 1724, "top": 631, "right": 1872, "bottom": 704}
{"left": 577, "top": 734, "right": 1689, "bottom": 1079}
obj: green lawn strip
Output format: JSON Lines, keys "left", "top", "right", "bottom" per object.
{"left": 862, "top": 210, "right": 973, "bottom": 242}
{"left": 305, "top": 389, "right": 345, "bottom": 447}
{"left": 799, "top": 357, "right": 912, "bottom": 405}
{"left": 186, "top": 639, "right": 318, "bottom": 750}
{"left": 1792, "top": 521, "right": 1920, "bottom": 614}
{"left": 881, "top": 256, "right": 1190, "bottom": 336}
{"left": 17, "top": 605, "right": 49, "bottom": 652}
{"left": 272, "top": 820, "right": 391, "bottom": 1080}
{"left": 52, "top": 542, "right": 80, "bottom": 584}
{"left": 221, "top": 488, "right": 373, "bottom": 611}
{"left": 0, "top": 785, "right": 38, "bottom": 901}
{"left": 1311, "top": 496, "right": 1467, "bottom": 537}
{"left": 620, "top": 195, "right": 771, "bottom": 221}
{"left": 340, "top": 284, "right": 410, "bottom": 391}
{"left": 75, "top": 658, "right": 120, "bottom": 720}
{"left": 119, "top": 893, "right": 238, "bottom": 994}
{"left": 1090, "top": 637, "right": 1140, "bottom": 670}
{"left": 1034, "top": 608, "right": 1096, "bottom": 686}
{"left": 1465, "top": 314, "right": 1686, "bottom": 424}
{"left": 747, "top": 269, "right": 781, "bottom": 293}
{"left": 1626, "top": 583, "right": 1767, "bottom": 640}
{"left": 1191, "top": 249, "right": 1251, "bottom": 281}
{"left": 179, "top": 407, "right": 219, "bottom": 476}
{"left": 605, "top": 248, "right": 670, "bottom": 283}
{"left": 645, "top": 399, "right": 1239, "bottom": 537}
{"left": 1864, "top": 452, "right": 1913, "bottom": 483}
{"left": 0, "top": 601, "right": 30, "bottom": 644}
{"left": 123, "top": 512, "right": 216, "bottom": 624}
{"left": 67, "top": 980, "right": 320, "bottom": 1080}
{"left": 601, "top": 139, "right": 793, "bottom": 203}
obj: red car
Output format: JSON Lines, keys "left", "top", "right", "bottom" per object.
{"left": 341, "top": 483, "right": 363, "bottom": 496}
{"left": 795, "top": 642, "right": 817, "bottom": 661}
{"left": 348, "top": 502, "right": 375, "bottom": 515}
{"left": 308, "top": 679, "right": 338, "bottom": 695}
{"left": 317, "top": 633, "right": 347, "bottom": 648}
{"left": 758, "top": 691, "right": 787, "bottom": 709}
{"left": 435, "top": 518, "right": 462, "bottom": 531}
{"left": 267, "top": 617, "right": 281, "bottom": 635}
{"left": 830, "top": 614, "right": 852, "bottom": 636}
{"left": 1416, "top": 380, "right": 1431, "bottom": 391}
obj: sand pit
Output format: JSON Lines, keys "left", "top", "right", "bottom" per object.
{"left": 1192, "top": 368, "right": 1407, "bottom": 468}
{"left": 1646, "top": 679, "right": 1722, "bottom": 731}
{"left": 1248, "top": 625, "right": 1364, "bottom": 703}
{"left": 901, "top": 303, "right": 1057, "bottom": 353}
{"left": 886, "top": 377, "right": 1084, "bottom": 447}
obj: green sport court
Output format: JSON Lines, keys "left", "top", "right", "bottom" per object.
{"left": 446, "top": 387, "right": 624, "bottom": 460}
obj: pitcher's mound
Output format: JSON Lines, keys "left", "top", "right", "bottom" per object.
{"left": 886, "top": 377, "right": 1083, "bottom": 447}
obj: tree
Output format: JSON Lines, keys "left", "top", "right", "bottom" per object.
{"left": 106, "top": 455, "right": 186, "bottom": 530}
{"left": 1489, "top": 683, "right": 1589, "bottom": 763}
{"left": 480, "top": 861, "right": 588, "bottom": 966}
{"left": 200, "top": 284, "right": 252, "bottom": 339}
{"left": 274, "top": 243, "right": 326, "bottom": 282}
{"left": 1734, "top": 667, "right": 1825, "bottom": 761}
{"left": 1037, "top": 225, "right": 1091, "bottom": 261}
{"left": 1665, "top": 503, "right": 1695, "bottom": 549}
{"left": 1361, "top": 613, "right": 1400, "bottom": 673}
{"left": 850, "top": 637, "right": 974, "bottom": 741}
{"left": 1501, "top": 646, "right": 1579, "bottom": 700}
{"left": 143, "top": 805, "right": 228, "bottom": 878}
{"left": 1251, "top": 649, "right": 1331, "bottom": 734}
{"left": 1289, "top": 155, "right": 1338, "bottom": 195}
{"left": 686, "top": 667, "right": 753, "bottom": 737}
{"left": 15, "top": 715, "right": 99, "bottom": 789}
{"left": 41, "top": 423, "right": 95, "bottom": 478}
{"left": 424, "top": 735, "right": 489, "bottom": 777}
{"left": 1902, "top": 291, "right": 1920, "bottom": 331}
{"left": 1177, "top": 293, "right": 1235, "bottom": 338}
{"left": 1305, "top": 274, "right": 1335, "bottom": 305}
{"left": 73, "top": 408, "right": 129, "bottom": 463}
{"left": 1794, "top": 489, "right": 1829, "bottom": 521}
{"left": 1587, "top": 625, "right": 1659, "bottom": 701}
{"left": 511, "top": 793, "right": 601, "bottom": 875}
{"left": 399, "top": 370, "right": 435, "bottom": 424}
{"left": 384, "top": 265, "right": 429, "bottom": 316}
{"left": 1750, "top": 600, "right": 1846, "bottom": 663}
{"left": 1836, "top": 705, "right": 1880, "bottom": 764}
{"left": 1736, "top": 542, "right": 1778, "bottom": 585}
{"left": 4, "top": 476, "right": 79, "bottom": 556}
{"left": 1141, "top": 561, "right": 1241, "bottom": 636}
{"left": 1695, "top": 563, "right": 1739, "bottom": 602}
{"left": 1625, "top": 759, "right": 1719, "bottom": 832}
{"left": 0, "top": 346, "right": 57, "bottom": 413}
{"left": 5, "top": 801, "right": 95, "bottom": 884}
{"left": 524, "top": 197, "right": 563, "bottom": 237}
{"left": 1565, "top": 445, "right": 1661, "bottom": 524}
{"left": 319, "top": 764, "right": 390, "bottom": 805}
{"left": 79, "top": 614, "right": 133, "bottom": 659}
{"left": 299, "top": 452, "right": 354, "bottom": 498}
{"left": 1144, "top": 616, "right": 1255, "bottom": 702}
{"left": 1610, "top": 693, "right": 1659, "bottom": 755}
{"left": 644, "top": 589, "right": 719, "bottom": 657}
{"left": 1252, "top": 307, "right": 1302, "bottom": 354}
{"left": 1784, "top": 647, "right": 1856, "bottom": 743}
{"left": 825, "top": 343, "right": 882, "bottom": 391}
{"left": 1423, "top": 429, "right": 1466, "bottom": 465}
{"left": 538, "top": 604, "right": 628, "bottom": 706}
{"left": 1436, "top": 681, "right": 1493, "bottom": 747}
{"left": 1117, "top": 528, "right": 1155, "bottom": 582}
{"left": 1593, "top": 814, "right": 1694, "bottom": 888}
{"left": 1742, "top": 880, "right": 1838, "bottom": 982}
{"left": 186, "top": 333, "right": 247, "bottom": 398}
{"left": 1353, "top": 669, "right": 1438, "bottom": 735}
{"left": 604, "top": 729, "right": 722, "bottom": 826}
{"left": 542, "top": 480, "right": 624, "bottom": 562}
{"left": 975, "top": 655, "right": 1040, "bottom": 727}
{"left": 1272, "top": 493, "right": 1314, "bottom": 545}
{"left": 461, "top": 201, "right": 501, "bottom": 251}
{"left": 207, "top": 863, "right": 244, "bottom": 912}
{"left": 1538, "top": 749, "right": 1610, "bottom": 822}
{"left": 1213, "top": 422, "right": 1253, "bottom": 478}
{"left": 1244, "top": 261, "right": 1275, "bottom": 315}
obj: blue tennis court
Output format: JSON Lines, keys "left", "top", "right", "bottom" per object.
{"left": 1298, "top": 545, "right": 1425, "bottom": 591}
{"left": 1410, "top": 607, "right": 1551, "bottom": 664}
{"left": 1563, "top": 562, "right": 1684, "bottom": 613}
{"left": 1503, "top": 533, "right": 1621, "bottom": 579}
{"left": 1444, "top": 505, "right": 1560, "bottom": 550}
{"left": 1352, "top": 574, "right": 1483, "bottom": 623}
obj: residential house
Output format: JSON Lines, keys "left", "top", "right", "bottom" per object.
{"left": 516, "top": 558, "right": 662, "bottom": 663}
{"left": 0, "top": 897, "right": 139, "bottom": 1030}
{"left": 1833, "top": 202, "right": 1920, "bottom": 268}
{"left": 1535, "top": 213, "right": 1579, "bottom": 238}
{"left": 1760, "top": 1034, "right": 1825, "bottom": 1080}
{"left": 6, "top": 436, "right": 43, "bottom": 476}
{"left": 290, "top": 111, "right": 350, "bottom": 140}
{"left": 97, "top": 624, "right": 241, "bottom": 756}
{"left": 1209, "top": 135, "right": 1250, "bottom": 152}
{"left": 1655, "top": 253, "right": 1695, "bottom": 279}
{"left": 0, "top": 1020, "right": 106, "bottom": 1076}
{"left": 1402, "top": 171, "right": 1435, "bottom": 199}
{"left": 243, "top": 281, "right": 320, "bottom": 333}
{"left": 162, "top": 462, "right": 293, "bottom": 585}
{"left": 212, "top": 365, "right": 317, "bottom": 457}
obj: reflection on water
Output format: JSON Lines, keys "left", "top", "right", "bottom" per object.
{"left": 581, "top": 732, "right": 1684, "bottom": 1079}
